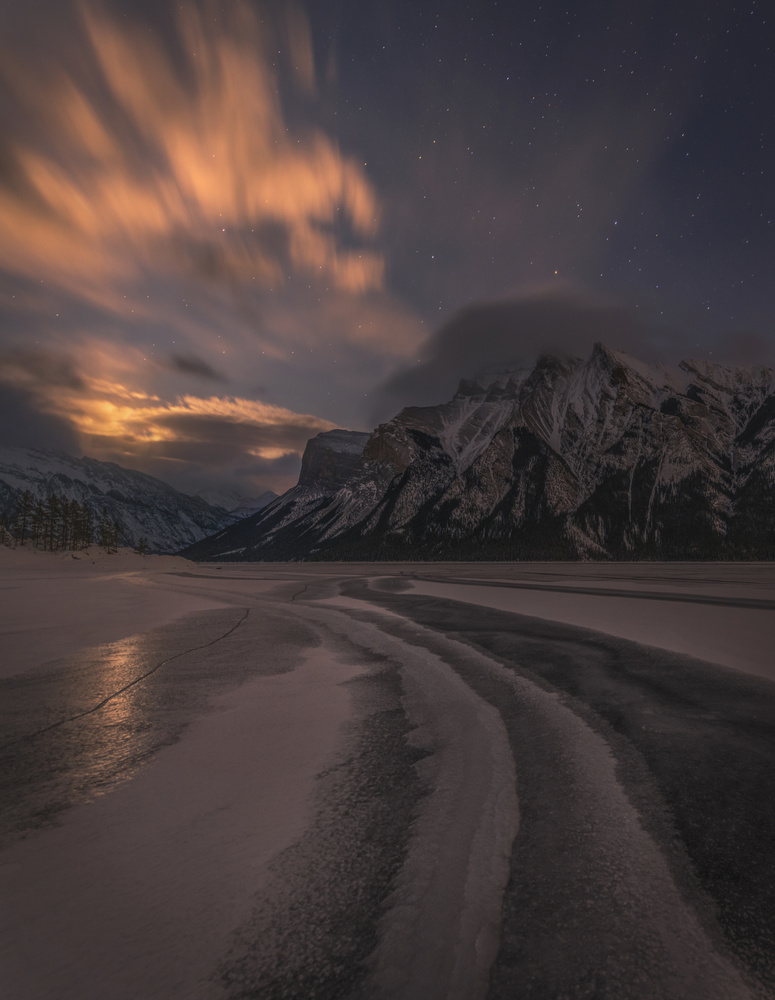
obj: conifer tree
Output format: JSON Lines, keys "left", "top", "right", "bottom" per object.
{"left": 0, "top": 510, "right": 11, "bottom": 547}
{"left": 45, "top": 494, "right": 60, "bottom": 551}
{"left": 98, "top": 508, "right": 110, "bottom": 548}
{"left": 98, "top": 507, "right": 119, "bottom": 549}
{"left": 31, "top": 500, "right": 45, "bottom": 549}
{"left": 13, "top": 490, "right": 34, "bottom": 546}
{"left": 68, "top": 500, "right": 79, "bottom": 549}
{"left": 65, "top": 498, "right": 80, "bottom": 550}
{"left": 70, "top": 501, "right": 84, "bottom": 549}
{"left": 57, "top": 496, "right": 72, "bottom": 551}
{"left": 79, "top": 503, "right": 94, "bottom": 548}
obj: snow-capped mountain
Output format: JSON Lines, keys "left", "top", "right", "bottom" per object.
{"left": 181, "top": 344, "right": 775, "bottom": 561}
{"left": 0, "top": 446, "right": 238, "bottom": 553}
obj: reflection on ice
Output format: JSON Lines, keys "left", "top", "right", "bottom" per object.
{"left": 0, "top": 607, "right": 248, "bottom": 847}
{"left": 98, "top": 642, "right": 144, "bottom": 731}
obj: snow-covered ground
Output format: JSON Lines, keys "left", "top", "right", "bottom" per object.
{"left": 1, "top": 556, "right": 774, "bottom": 999}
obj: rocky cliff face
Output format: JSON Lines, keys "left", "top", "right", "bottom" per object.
{"left": 299, "top": 429, "right": 372, "bottom": 490}
{"left": 182, "top": 344, "right": 775, "bottom": 561}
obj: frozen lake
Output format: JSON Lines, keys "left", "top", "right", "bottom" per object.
{"left": 1, "top": 550, "right": 774, "bottom": 999}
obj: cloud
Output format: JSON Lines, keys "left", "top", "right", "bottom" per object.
{"left": 370, "top": 286, "right": 694, "bottom": 419}
{"left": 86, "top": 393, "right": 335, "bottom": 495}
{"left": 0, "top": 347, "right": 86, "bottom": 451}
{"left": 0, "top": 1, "right": 383, "bottom": 313}
{"left": 0, "top": 336, "right": 335, "bottom": 491}
{"left": 74, "top": 389, "right": 337, "bottom": 494}
{"left": 132, "top": 414, "right": 317, "bottom": 462}
{"left": 132, "top": 445, "right": 304, "bottom": 499}
{"left": 0, "top": 384, "right": 81, "bottom": 452}
{"left": 0, "top": 0, "right": 416, "bottom": 495}
{"left": 0, "top": 347, "right": 86, "bottom": 391}
{"left": 167, "top": 353, "right": 227, "bottom": 382}
{"left": 50, "top": 387, "right": 334, "bottom": 447}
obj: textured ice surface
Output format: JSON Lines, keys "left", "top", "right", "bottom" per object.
{"left": 1, "top": 560, "right": 774, "bottom": 999}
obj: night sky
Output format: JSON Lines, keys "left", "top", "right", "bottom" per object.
{"left": 0, "top": 0, "right": 772, "bottom": 499}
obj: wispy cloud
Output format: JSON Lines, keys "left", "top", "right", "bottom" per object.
{"left": 0, "top": 1, "right": 383, "bottom": 311}
{"left": 370, "top": 286, "right": 696, "bottom": 420}
{"left": 0, "top": 341, "right": 336, "bottom": 492}
{"left": 0, "top": 1, "right": 419, "bottom": 493}
{"left": 167, "top": 354, "right": 227, "bottom": 382}
{"left": 42, "top": 380, "right": 336, "bottom": 452}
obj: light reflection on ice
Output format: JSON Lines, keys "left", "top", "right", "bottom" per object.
{"left": 78, "top": 637, "right": 145, "bottom": 715}
{"left": 0, "top": 608, "right": 247, "bottom": 846}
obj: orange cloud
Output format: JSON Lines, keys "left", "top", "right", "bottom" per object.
{"left": 56, "top": 384, "right": 336, "bottom": 448}
{"left": 0, "top": 1, "right": 383, "bottom": 308}
{"left": 0, "top": 2, "right": 426, "bottom": 495}
{"left": 1, "top": 339, "right": 335, "bottom": 463}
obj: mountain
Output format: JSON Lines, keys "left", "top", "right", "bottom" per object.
{"left": 181, "top": 344, "right": 775, "bottom": 561}
{"left": 227, "top": 492, "right": 279, "bottom": 518}
{"left": 0, "top": 446, "right": 238, "bottom": 553}
{"left": 182, "top": 429, "right": 372, "bottom": 560}
{"left": 196, "top": 488, "right": 278, "bottom": 517}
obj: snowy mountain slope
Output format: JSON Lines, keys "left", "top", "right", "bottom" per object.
{"left": 182, "top": 344, "right": 775, "bottom": 561}
{"left": 196, "top": 488, "right": 278, "bottom": 517}
{"left": 0, "top": 446, "right": 237, "bottom": 553}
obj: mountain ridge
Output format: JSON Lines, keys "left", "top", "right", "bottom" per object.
{"left": 0, "top": 445, "right": 237, "bottom": 553}
{"left": 182, "top": 343, "right": 775, "bottom": 561}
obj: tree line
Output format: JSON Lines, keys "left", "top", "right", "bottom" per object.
{"left": 1, "top": 490, "right": 125, "bottom": 551}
